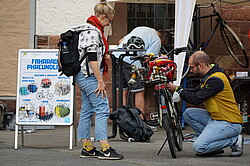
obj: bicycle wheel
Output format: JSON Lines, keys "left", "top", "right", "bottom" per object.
{"left": 162, "top": 113, "right": 176, "bottom": 158}
{"left": 173, "top": 102, "right": 183, "bottom": 151}
{"left": 165, "top": 90, "right": 183, "bottom": 151}
{"left": 36, "top": 92, "right": 43, "bottom": 100}
{"left": 220, "top": 23, "right": 249, "bottom": 68}
{"left": 46, "top": 93, "right": 54, "bottom": 100}
{"left": 159, "top": 92, "right": 176, "bottom": 158}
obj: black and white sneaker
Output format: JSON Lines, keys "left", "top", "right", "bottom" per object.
{"left": 230, "top": 135, "right": 244, "bottom": 157}
{"left": 98, "top": 147, "right": 124, "bottom": 160}
{"left": 80, "top": 147, "right": 99, "bottom": 158}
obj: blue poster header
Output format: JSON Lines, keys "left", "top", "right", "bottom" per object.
{"left": 27, "top": 59, "right": 58, "bottom": 70}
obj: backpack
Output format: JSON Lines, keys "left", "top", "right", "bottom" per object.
{"left": 109, "top": 106, "right": 154, "bottom": 142}
{"left": 58, "top": 30, "right": 86, "bottom": 78}
{"left": 58, "top": 28, "right": 103, "bottom": 83}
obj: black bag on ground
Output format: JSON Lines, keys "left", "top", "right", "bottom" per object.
{"left": 109, "top": 106, "right": 154, "bottom": 142}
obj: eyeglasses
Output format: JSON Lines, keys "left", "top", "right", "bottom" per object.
{"left": 189, "top": 64, "right": 198, "bottom": 70}
{"left": 106, "top": 15, "right": 112, "bottom": 23}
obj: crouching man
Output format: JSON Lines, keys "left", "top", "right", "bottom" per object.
{"left": 166, "top": 51, "right": 244, "bottom": 157}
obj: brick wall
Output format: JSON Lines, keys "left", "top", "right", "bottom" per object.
{"left": 34, "top": 4, "right": 250, "bottom": 122}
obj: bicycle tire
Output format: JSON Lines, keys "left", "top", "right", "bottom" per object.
{"left": 160, "top": 92, "right": 176, "bottom": 158}
{"left": 220, "top": 23, "right": 249, "bottom": 68}
{"left": 173, "top": 102, "right": 183, "bottom": 151}
{"left": 165, "top": 90, "right": 183, "bottom": 151}
{"left": 162, "top": 113, "right": 176, "bottom": 158}
{"left": 46, "top": 93, "right": 54, "bottom": 100}
{"left": 175, "top": 127, "right": 183, "bottom": 151}
{"left": 36, "top": 93, "right": 43, "bottom": 100}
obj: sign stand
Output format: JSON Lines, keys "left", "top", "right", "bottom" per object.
{"left": 69, "top": 125, "right": 73, "bottom": 150}
{"left": 14, "top": 124, "right": 74, "bottom": 150}
{"left": 15, "top": 49, "right": 74, "bottom": 150}
{"left": 14, "top": 124, "right": 18, "bottom": 150}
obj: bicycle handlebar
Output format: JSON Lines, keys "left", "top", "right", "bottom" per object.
{"left": 130, "top": 54, "right": 151, "bottom": 61}
{"left": 198, "top": 0, "right": 218, "bottom": 8}
{"left": 169, "top": 47, "right": 188, "bottom": 56}
{"left": 130, "top": 47, "right": 188, "bottom": 61}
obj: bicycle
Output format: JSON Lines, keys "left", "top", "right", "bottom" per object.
{"left": 36, "top": 89, "right": 54, "bottom": 100}
{"left": 189, "top": 0, "right": 248, "bottom": 68}
{"left": 128, "top": 47, "right": 188, "bottom": 158}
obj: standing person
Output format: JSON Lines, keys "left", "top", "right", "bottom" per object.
{"left": 74, "top": 1, "right": 123, "bottom": 160}
{"left": 113, "top": 26, "right": 162, "bottom": 116}
{"left": 166, "top": 51, "right": 244, "bottom": 157}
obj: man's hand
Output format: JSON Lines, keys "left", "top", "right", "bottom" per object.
{"left": 166, "top": 82, "right": 177, "bottom": 93}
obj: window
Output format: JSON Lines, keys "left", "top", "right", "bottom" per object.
{"left": 127, "top": 3, "right": 175, "bottom": 33}
{"left": 127, "top": 3, "right": 175, "bottom": 51}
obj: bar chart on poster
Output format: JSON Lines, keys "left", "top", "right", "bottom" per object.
{"left": 16, "top": 49, "right": 74, "bottom": 125}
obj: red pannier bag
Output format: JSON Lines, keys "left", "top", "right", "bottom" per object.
{"left": 143, "top": 56, "right": 177, "bottom": 83}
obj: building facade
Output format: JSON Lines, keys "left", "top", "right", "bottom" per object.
{"left": 2, "top": 1, "right": 250, "bottom": 121}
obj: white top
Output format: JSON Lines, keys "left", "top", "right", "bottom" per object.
{"left": 113, "top": 26, "right": 161, "bottom": 67}
{"left": 71, "top": 23, "right": 105, "bottom": 76}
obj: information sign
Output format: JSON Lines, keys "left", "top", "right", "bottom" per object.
{"left": 16, "top": 49, "right": 73, "bottom": 125}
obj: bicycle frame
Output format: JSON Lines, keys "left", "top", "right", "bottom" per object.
{"left": 153, "top": 82, "right": 183, "bottom": 158}
{"left": 191, "top": 4, "right": 223, "bottom": 50}
{"left": 154, "top": 83, "right": 176, "bottom": 127}
{"left": 190, "top": 2, "right": 248, "bottom": 68}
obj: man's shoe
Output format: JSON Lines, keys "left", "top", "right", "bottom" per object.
{"left": 80, "top": 147, "right": 99, "bottom": 158}
{"left": 184, "top": 133, "right": 198, "bottom": 142}
{"left": 98, "top": 147, "right": 124, "bottom": 160}
{"left": 230, "top": 135, "right": 244, "bottom": 157}
{"left": 196, "top": 149, "right": 224, "bottom": 156}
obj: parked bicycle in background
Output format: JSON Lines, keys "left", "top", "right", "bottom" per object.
{"left": 189, "top": 0, "right": 248, "bottom": 68}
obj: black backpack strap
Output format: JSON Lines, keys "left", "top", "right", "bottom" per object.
{"left": 80, "top": 47, "right": 90, "bottom": 75}
{"left": 123, "top": 106, "right": 147, "bottom": 123}
{"left": 79, "top": 50, "right": 87, "bottom": 63}
{"left": 85, "top": 56, "right": 91, "bottom": 77}
{"left": 133, "top": 107, "right": 147, "bottom": 123}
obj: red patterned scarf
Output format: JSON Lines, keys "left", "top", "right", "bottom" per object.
{"left": 87, "top": 15, "right": 108, "bottom": 76}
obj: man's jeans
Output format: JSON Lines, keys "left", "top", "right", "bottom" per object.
{"left": 75, "top": 71, "right": 109, "bottom": 141}
{"left": 183, "top": 108, "right": 242, "bottom": 154}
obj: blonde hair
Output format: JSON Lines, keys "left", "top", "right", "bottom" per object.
{"left": 94, "top": 1, "right": 115, "bottom": 17}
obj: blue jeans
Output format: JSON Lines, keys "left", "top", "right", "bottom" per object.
{"left": 183, "top": 108, "right": 242, "bottom": 154}
{"left": 75, "top": 71, "right": 109, "bottom": 141}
